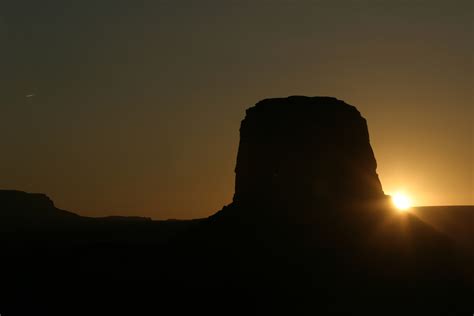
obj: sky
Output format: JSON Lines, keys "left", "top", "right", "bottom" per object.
{"left": 1, "top": 0, "right": 472, "bottom": 219}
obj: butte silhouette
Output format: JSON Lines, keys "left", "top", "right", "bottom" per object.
{"left": 1, "top": 96, "right": 471, "bottom": 316}
{"left": 173, "top": 96, "right": 470, "bottom": 314}
{"left": 233, "top": 96, "right": 384, "bottom": 207}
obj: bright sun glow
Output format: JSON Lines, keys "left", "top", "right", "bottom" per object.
{"left": 391, "top": 192, "right": 412, "bottom": 211}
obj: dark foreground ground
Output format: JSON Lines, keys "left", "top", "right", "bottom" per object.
{"left": 1, "top": 202, "right": 473, "bottom": 316}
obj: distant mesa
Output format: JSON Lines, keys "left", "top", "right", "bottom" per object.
{"left": 0, "top": 190, "right": 78, "bottom": 222}
{"left": 0, "top": 190, "right": 152, "bottom": 230}
{"left": 233, "top": 96, "right": 385, "bottom": 208}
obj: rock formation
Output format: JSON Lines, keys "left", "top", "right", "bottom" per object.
{"left": 0, "top": 190, "right": 159, "bottom": 231}
{"left": 0, "top": 190, "right": 77, "bottom": 218}
{"left": 233, "top": 96, "right": 385, "bottom": 207}
{"left": 0, "top": 97, "right": 471, "bottom": 315}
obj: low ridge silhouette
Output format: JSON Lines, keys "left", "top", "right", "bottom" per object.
{"left": 1, "top": 96, "right": 472, "bottom": 315}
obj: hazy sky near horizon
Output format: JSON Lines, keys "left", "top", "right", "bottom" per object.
{"left": 1, "top": 0, "right": 472, "bottom": 218}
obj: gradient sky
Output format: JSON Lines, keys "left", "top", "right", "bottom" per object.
{"left": 1, "top": 0, "right": 472, "bottom": 219}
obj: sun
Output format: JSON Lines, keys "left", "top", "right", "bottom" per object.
{"left": 391, "top": 192, "right": 412, "bottom": 211}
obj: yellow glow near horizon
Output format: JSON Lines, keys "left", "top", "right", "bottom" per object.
{"left": 391, "top": 192, "right": 412, "bottom": 211}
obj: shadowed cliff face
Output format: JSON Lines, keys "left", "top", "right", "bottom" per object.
{"left": 233, "top": 96, "right": 384, "bottom": 207}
